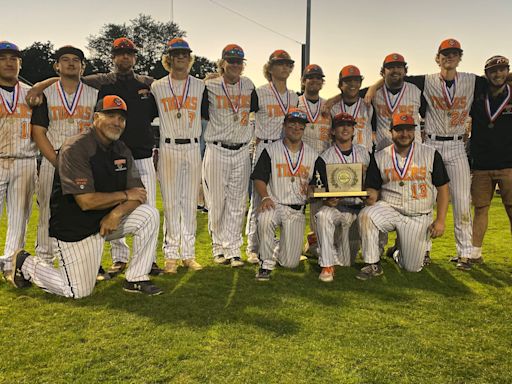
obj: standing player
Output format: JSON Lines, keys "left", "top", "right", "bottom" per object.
{"left": 245, "top": 50, "right": 298, "bottom": 264}
{"left": 0, "top": 41, "right": 36, "bottom": 276}
{"left": 329, "top": 65, "right": 374, "bottom": 152}
{"left": 314, "top": 112, "right": 370, "bottom": 282}
{"left": 201, "top": 44, "right": 257, "bottom": 267}
{"left": 251, "top": 108, "right": 317, "bottom": 280}
{"left": 31, "top": 46, "right": 98, "bottom": 265}
{"left": 468, "top": 55, "right": 512, "bottom": 268}
{"left": 151, "top": 38, "right": 204, "bottom": 273}
{"left": 356, "top": 113, "right": 449, "bottom": 280}
{"left": 298, "top": 64, "right": 332, "bottom": 257}
{"left": 8, "top": 96, "right": 162, "bottom": 297}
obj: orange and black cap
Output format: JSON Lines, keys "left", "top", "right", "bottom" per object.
{"left": 438, "top": 38, "right": 463, "bottom": 54}
{"left": 391, "top": 113, "right": 416, "bottom": 130}
{"left": 95, "top": 95, "right": 128, "bottom": 116}
{"left": 285, "top": 108, "right": 308, "bottom": 124}
{"left": 303, "top": 64, "right": 325, "bottom": 79}
{"left": 222, "top": 44, "right": 245, "bottom": 60}
{"left": 269, "top": 49, "right": 294, "bottom": 64}
{"left": 111, "top": 37, "right": 138, "bottom": 54}
{"left": 332, "top": 112, "right": 356, "bottom": 128}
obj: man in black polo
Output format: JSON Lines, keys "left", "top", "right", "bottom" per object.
{"left": 8, "top": 95, "right": 163, "bottom": 297}
{"left": 469, "top": 55, "right": 512, "bottom": 267}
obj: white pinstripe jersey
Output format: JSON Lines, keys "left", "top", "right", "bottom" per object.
{"left": 298, "top": 96, "right": 332, "bottom": 154}
{"left": 375, "top": 143, "right": 436, "bottom": 215}
{"left": 423, "top": 72, "right": 475, "bottom": 136}
{"left": 330, "top": 98, "right": 374, "bottom": 152}
{"left": 204, "top": 76, "right": 255, "bottom": 144}
{"left": 265, "top": 140, "right": 317, "bottom": 205}
{"left": 372, "top": 83, "right": 422, "bottom": 146}
{"left": 255, "top": 83, "right": 299, "bottom": 140}
{"left": 151, "top": 75, "right": 205, "bottom": 139}
{"left": 42, "top": 82, "right": 98, "bottom": 149}
{"left": 0, "top": 82, "right": 36, "bottom": 158}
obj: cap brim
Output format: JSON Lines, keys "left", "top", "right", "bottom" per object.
{"left": 271, "top": 58, "right": 294, "bottom": 64}
{"left": 0, "top": 49, "right": 21, "bottom": 58}
{"left": 391, "top": 124, "right": 416, "bottom": 130}
{"left": 169, "top": 48, "right": 192, "bottom": 53}
{"left": 383, "top": 61, "right": 406, "bottom": 67}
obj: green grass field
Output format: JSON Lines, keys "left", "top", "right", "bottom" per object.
{"left": 1, "top": 195, "right": 511, "bottom": 384}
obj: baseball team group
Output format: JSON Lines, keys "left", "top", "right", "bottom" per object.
{"left": 0, "top": 36, "right": 510, "bottom": 298}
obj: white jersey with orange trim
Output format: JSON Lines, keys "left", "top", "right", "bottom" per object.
{"left": 330, "top": 99, "right": 374, "bottom": 152}
{"left": 151, "top": 74, "right": 205, "bottom": 139}
{"left": 204, "top": 76, "right": 255, "bottom": 144}
{"left": 374, "top": 143, "right": 436, "bottom": 215}
{"left": 0, "top": 82, "right": 36, "bottom": 158}
{"left": 372, "top": 83, "right": 422, "bottom": 149}
{"left": 298, "top": 96, "right": 331, "bottom": 154}
{"left": 255, "top": 83, "right": 299, "bottom": 140}
{"left": 264, "top": 139, "right": 317, "bottom": 205}
{"left": 42, "top": 81, "right": 98, "bottom": 149}
{"left": 423, "top": 72, "right": 476, "bottom": 136}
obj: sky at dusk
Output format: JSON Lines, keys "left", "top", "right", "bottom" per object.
{"left": 4, "top": 0, "right": 511, "bottom": 95}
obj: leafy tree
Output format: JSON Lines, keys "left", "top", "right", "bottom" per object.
{"left": 19, "top": 41, "right": 55, "bottom": 85}
{"left": 87, "top": 14, "right": 215, "bottom": 79}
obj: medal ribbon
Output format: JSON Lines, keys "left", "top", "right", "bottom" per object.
{"left": 440, "top": 74, "right": 457, "bottom": 109}
{"left": 382, "top": 84, "right": 406, "bottom": 115}
{"left": 0, "top": 82, "right": 19, "bottom": 114}
{"left": 221, "top": 77, "right": 242, "bottom": 115}
{"left": 269, "top": 82, "right": 290, "bottom": 115}
{"left": 334, "top": 144, "right": 357, "bottom": 164}
{"left": 57, "top": 81, "right": 83, "bottom": 118}
{"left": 340, "top": 98, "right": 361, "bottom": 119}
{"left": 485, "top": 84, "right": 511, "bottom": 124}
{"left": 168, "top": 75, "right": 191, "bottom": 113}
{"left": 301, "top": 95, "right": 321, "bottom": 123}
{"left": 392, "top": 142, "right": 415, "bottom": 180}
{"left": 283, "top": 142, "right": 304, "bottom": 176}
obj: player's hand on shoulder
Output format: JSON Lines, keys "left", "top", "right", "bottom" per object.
{"left": 429, "top": 219, "right": 445, "bottom": 238}
{"left": 126, "top": 188, "right": 147, "bottom": 204}
{"left": 259, "top": 197, "right": 275, "bottom": 212}
{"left": 363, "top": 85, "right": 378, "bottom": 105}
{"left": 26, "top": 88, "right": 43, "bottom": 107}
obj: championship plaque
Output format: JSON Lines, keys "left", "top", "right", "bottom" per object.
{"left": 313, "top": 163, "right": 368, "bottom": 198}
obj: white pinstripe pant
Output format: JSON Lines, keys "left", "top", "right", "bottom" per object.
{"left": 258, "top": 203, "right": 305, "bottom": 270}
{"left": 426, "top": 139, "right": 472, "bottom": 258}
{"left": 0, "top": 158, "right": 36, "bottom": 271}
{"left": 359, "top": 201, "right": 431, "bottom": 272}
{"left": 202, "top": 143, "right": 251, "bottom": 259}
{"left": 35, "top": 157, "right": 56, "bottom": 263}
{"left": 110, "top": 156, "right": 157, "bottom": 263}
{"left": 158, "top": 141, "right": 201, "bottom": 260}
{"left": 315, "top": 205, "right": 358, "bottom": 267}
{"left": 21, "top": 204, "right": 159, "bottom": 299}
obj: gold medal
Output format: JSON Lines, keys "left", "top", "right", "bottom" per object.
{"left": 310, "top": 124, "right": 315, "bottom": 130}
{"left": 67, "top": 118, "right": 74, "bottom": 124}
{"left": 234, "top": 114, "right": 238, "bottom": 122}
{"left": 177, "top": 111, "right": 182, "bottom": 119}
{"left": 488, "top": 123, "right": 494, "bottom": 129}
{"left": 399, "top": 181, "right": 405, "bottom": 186}
{"left": 291, "top": 176, "right": 295, "bottom": 183}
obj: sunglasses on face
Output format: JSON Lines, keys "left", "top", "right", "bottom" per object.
{"left": 226, "top": 58, "right": 244, "bottom": 65}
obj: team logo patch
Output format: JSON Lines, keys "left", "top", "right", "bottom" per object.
{"left": 393, "top": 54, "right": 398, "bottom": 60}
{"left": 349, "top": 67, "right": 355, "bottom": 74}
{"left": 114, "top": 158, "right": 127, "bottom": 171}
{"left": 74, "top": 178, "right": 88, "bottom": 190}
{"left": 449, "top": 39, "right": 456, "bottom": 46}
{"left": 401, "top": 115, "right": 408, "bottom": 121}
{"left": 113, "top": 97, "right": 123, "bottom": 106}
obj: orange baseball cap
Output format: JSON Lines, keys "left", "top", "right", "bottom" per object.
{"left": 438, "top": 38, "right": 462, "bottom": 53}
{"left": 339, "top": 65, "right": 362, "bottom": 80}
{"left": 303, "top": 64, "right": 325, "bottom": 78}
{"left": 95, "top": 95, "right": 128, "bottom": 115}
{"left": 383, "top": 53, "right": 406, "bottom": 67}
{"left": 112, "top": 37, "right": 138, "bottom": 53}
{"left": 269, "top": 49, "right": 294, "bottom": 64}
{"left": 332, "top": 112, "right": 356, "bottom": 128}
{"left": 222, "top": 44, "right": 245, "bottom": 59}
{"left": 391, "top": 113, "right": 416, "bottom": 129}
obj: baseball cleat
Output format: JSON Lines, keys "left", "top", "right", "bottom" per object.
{"left": 163, "top": 259, "right": 179, "bottom": 274}
{"left": 182, "top": 259, "right": 203, "bottom": 271}
{"left": 149, "top": 262, "right": 164, "bottom": 276}
{"left": 123, "top": 280, "right": 163, "bottom": 296}
{"left": 423, "top": 251, "right": 432, "bottom": 267}
{"left": 456, "top": 257, "right": 472, "bottom": 271}
{"left": 9, "top": 249, "right": 32, "bottom": 288}
{"left": 230, "top": 257, "right": 244, "bottom": 268}
{"left": 107, "top": 261, "right": 127, "bottom": 277}
{"left": 96, "top": 266, "right": 111, "bottom": 281}
{"left": 319, "top": 266, "right": 334, "bottom": 282}
{"left": 246, "top": 251, "right": 259, "bottom": 264}
{"left": 356, "top": 263, "right": 383, "bottom": 280}
{"left": 255, "top": 268, "right": 271, "bottom": 281}
{"left": 386, "top": 245, "right": 398, "bottom": 258}
{"left": 213, "top": 255, "right": 229, "bottom": 265}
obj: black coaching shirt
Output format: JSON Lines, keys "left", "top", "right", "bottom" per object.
{"left": 84, "top": 71, "right": 158, "bottom": 159}
{"left": 49, "top": 128, "right": 143, "bottom": 242}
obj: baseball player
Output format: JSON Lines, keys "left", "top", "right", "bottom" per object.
{"left": 151, "top": 38, "right": 204, "bottom": 273}
{"left": 245, "top": 50, "right": 298, "bottom": 264}
{"left": 329, "top": 65, "right": 374, "bottom": 152}
{"left": 298, "top": 64, "right": 332, "bottom": 257}
{"left": 469, "top": 55, "right": 512, "bottom": 267}
{"left": 8, "top": 96, "right": 162, "bottom": 297}
{"left": 251, "top": 108, "right": 317, "bottom": 281}
{"left": 0, "top": 41, "right": 36, "bottom": 276}
{"left": 356, "top": 113, "right": 449, "bottom": 280}
{"left": 313, "top": 112, "right": 370, "bottom": 282}
{"left": 201, "top": 44, "right": 257, "bottom": 267}
{"left": 28, "top": 38, "right": 163, "bottom": 276}
{"left": 31, "top": 46, "right": 98, "bottom": 265}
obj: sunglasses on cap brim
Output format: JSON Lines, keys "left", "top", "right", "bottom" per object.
{"left": 286, "top": 111, "right": 308, "bottom": 121}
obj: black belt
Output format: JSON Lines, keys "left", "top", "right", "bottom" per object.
{"left": 212, "top": 141, "right": 246, "bottom": 150}
{"left": 165, "top": 138, "right": 199, "bottom": 144}
{"left": 428, "top": 134, "right": 463, "bottom": 141}
{"left": 259, "top": 139, "right": 279, "bottom": 144}
{"left": 285, "top": 204, "right": 305, "bottom": 212}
